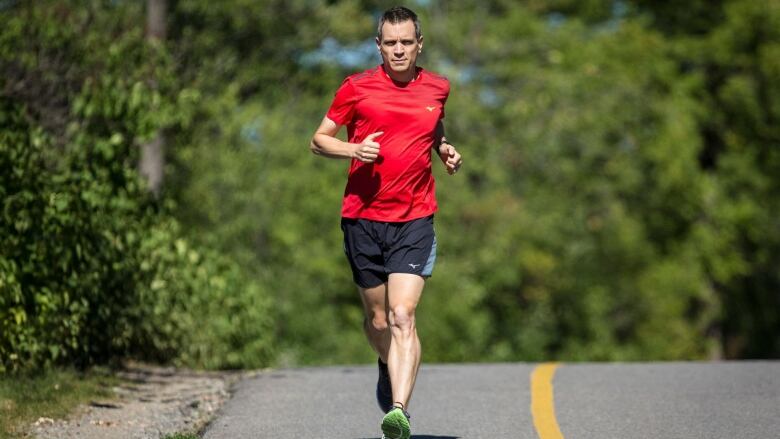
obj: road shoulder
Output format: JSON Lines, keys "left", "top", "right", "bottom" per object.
{"left": 32, "top": 362, "right": 255, "bottom": 439}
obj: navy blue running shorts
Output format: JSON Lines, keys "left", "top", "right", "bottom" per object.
{"left": 340, "top": 215, "right": 437, "bottom": 288}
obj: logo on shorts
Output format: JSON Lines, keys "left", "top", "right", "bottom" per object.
{"left": 409, "top": 263, "right": 421, "bottom": 269}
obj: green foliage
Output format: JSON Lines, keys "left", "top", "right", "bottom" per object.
{"left": 446, "top": 16, "right": 718, "bottom": 360}
{"left": 2, "top": 0, "right": 778, "bottom": 373}
{"left": 133, "top": 220, "right": 275, "bottom": 369}
{"left": 0, "top": 1, "right": 274, "bottom": 372}
{"left": 167, "top": 0, "right": 780, "bottom": 364}
{"left": 688, "top": 0, "right": 780, "bottom": 358}
{"left": 162, "top": 434, "right": 199, "bottom": 439}
{"left": 0, "top": 98, "right": 140, "bottom": 371}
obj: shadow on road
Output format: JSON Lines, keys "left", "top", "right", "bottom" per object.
{"left": 357, "top": 436, "right": 459, "bottom": 439}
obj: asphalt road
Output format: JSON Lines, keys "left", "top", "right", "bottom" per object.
{"left": 202, "top": 361, "right": 779, "bottom": 439}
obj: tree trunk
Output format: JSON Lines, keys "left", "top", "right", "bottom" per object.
{"left": 146, "top": 0, "right": 166, "bottom": 40}
{"left": 140, "top": 0, "right": 166, "bottom": 197}
{"left": 139, "top": 133, "right": 165, "bottom": 197}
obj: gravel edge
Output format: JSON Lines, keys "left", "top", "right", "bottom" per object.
{"left": 31, "top": 362, "right": 263, "bottom": 439}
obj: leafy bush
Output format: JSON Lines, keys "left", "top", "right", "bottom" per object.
{"left": 0, "top": 97, "right": 142, "bottom": 371}
{"left": 0, "top": 2, "right": 274, "bottom": 373}
{"left": 133, "top": 219, "right": 275, "bottom": 369}
{"left": 0, "top": 97, "right": 274, "bottom": 372}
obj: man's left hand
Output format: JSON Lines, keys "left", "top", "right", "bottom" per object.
{"left": 438, "top": 140, "right": 462, "bottom": 175}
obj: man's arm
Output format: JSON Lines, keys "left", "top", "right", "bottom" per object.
{"left": 310, "top": 116, "right": 382, "bottom": 163}
{"left": 434, "top": 120, "right": 462, "bottom": 175}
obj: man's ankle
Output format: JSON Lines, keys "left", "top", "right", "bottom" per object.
{"left": 392, "top": 402, "right": 410, "bottom": 418}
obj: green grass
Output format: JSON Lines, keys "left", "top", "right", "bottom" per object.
{"left": 0, "top": 367, "right": 119, "bottom": 439}
{"left": 162, "top": 434, "right": 200, "bottom": 439}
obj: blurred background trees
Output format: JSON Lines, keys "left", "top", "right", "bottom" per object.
{"left": 1, "top": 0, "right": 778, "bottom": 372}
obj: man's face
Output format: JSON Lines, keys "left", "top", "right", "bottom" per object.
{"left": 376, "top": 20, "right": 423, "bottom": 77}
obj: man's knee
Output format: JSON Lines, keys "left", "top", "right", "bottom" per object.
{"left": 365, "top": 312, "right": 389, "bottom": 332}
{"left": 389, "top": 306, "right": 416, "bottom": 333}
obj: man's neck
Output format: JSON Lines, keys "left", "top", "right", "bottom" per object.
{"left": 383, "top": 64, "right": 418, "bottom": 83}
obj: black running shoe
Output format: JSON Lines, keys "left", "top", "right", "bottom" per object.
{"left": 376, "top": 358, "right": 393, "bottom": 413}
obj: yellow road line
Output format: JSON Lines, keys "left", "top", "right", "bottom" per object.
{"left": 531, "top": 363, "right": 564, "bottom": 439}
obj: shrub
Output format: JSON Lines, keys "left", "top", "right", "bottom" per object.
{"left": 0, "top": 2, "right": 275, "bottom": 373}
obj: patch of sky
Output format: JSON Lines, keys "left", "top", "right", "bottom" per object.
{"left": 0, "top": 0, "right": 18, "bottom": 11}
{"left": 478, "top": 87, "right": 501, "bottom": 108}
{"left": 299, "top": 37, "right": 379, "bottom": 69}
{"left": 546, "top": 12, "right": 567, "bottom": 29}
{"left": 435, "top": 58, "right": 481, "bottom": 85}
{"left": 596, "top": 0, "right": 629, "bottom": 33}
{"left": 612, "top": 0, "right": 629, "bottom": 20}
{"left": 545, "top": 1, "right": 629, "bottom": 34}
{"left": 458, "top": 65, "right": 480, "bottom": 83}
{"left": 619, "top": 135, "right": 636, "bottom": 152}
{"left": 240, "top": 116, "right": 264, "bottom": 149}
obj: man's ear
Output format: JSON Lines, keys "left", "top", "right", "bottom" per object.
{"left": 376, "top": 37, "right": 381, "bottom": 51}
{"left": 418, "top": 36, "right": 424, "bottom": 53}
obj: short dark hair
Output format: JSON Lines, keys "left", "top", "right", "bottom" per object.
{"left": 377, "top": 6, "right": 421, "bottom": 41}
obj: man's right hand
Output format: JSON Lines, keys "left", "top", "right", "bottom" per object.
{"left": 353, "top": 131, "right": 383, "bottom": 163}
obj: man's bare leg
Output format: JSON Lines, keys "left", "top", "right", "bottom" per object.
{"left": 359, "top": 282, "right": 391, "bottom": 362}
{"left": 386, "top": 273, "right": 424, "bottom": 409}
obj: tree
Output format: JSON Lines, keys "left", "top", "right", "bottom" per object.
{"left": 139, "top": 0, "right": 167, "bottom": 196}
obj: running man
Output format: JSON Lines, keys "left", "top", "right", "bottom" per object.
{"left": 310, "top": 6, "right": 462, "bottom": 439}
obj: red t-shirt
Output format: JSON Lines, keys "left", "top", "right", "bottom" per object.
{"left": 327, "top": 64, "right": 450, "bottom": 222}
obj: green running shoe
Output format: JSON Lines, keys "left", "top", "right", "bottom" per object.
{"left": 381, "top": 406, "right": 411, "bottom": 439}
